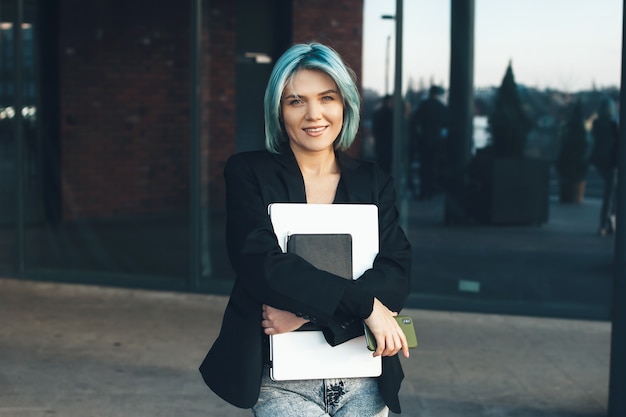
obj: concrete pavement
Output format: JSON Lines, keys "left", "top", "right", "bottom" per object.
{"left": 0, "top": 277, "right": 610, "bottom": 417}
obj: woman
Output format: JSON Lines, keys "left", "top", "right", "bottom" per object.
{"left": 199, "top": 43, "right": 412, "bottom": 416}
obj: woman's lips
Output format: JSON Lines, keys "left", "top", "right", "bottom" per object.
{"left": 303, "top": 126, "right": 327, "bottom": 135}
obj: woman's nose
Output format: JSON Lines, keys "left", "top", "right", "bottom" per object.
{"left": 305, "top": 102, "right": 322, "bottom": 120}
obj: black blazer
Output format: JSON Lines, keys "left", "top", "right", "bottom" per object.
{"left": 199, "top": 146, "right": 412, "bottom": 414}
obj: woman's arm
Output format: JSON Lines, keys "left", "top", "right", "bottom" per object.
{"left": 356, "top": 168, "right": 412, "bottom": 311}
{"left": 225, "top": 153, "right": 411, "bottom": 355}
{"left": 223, "top": 153, "right": 354, "bottom": 325}
{"left": 325, "top": 166, "right": 412, "bottom": 355}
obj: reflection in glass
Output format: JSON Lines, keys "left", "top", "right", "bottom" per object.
{"left": 21, "top": 1, "right": 192, "bottom": 282}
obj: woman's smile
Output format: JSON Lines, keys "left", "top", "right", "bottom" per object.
{"left": 303, "top": 125, "right": 328, "bottom": 136}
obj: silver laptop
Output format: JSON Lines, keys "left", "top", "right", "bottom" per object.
{"left": 268, "top": 203, "right": 381, "bottom": 381}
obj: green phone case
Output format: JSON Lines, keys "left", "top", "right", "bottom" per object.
{"left": 365, "top": 315, "right": 418, "bottom": 351}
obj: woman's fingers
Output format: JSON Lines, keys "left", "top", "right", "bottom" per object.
{"left": 366, "top": 298, "right": 410, "bottom": 358}
{"left": 374, "top": 328, "right": 408, "bottom": 358}
{"left": 261, "top": 304, "right": 308, "bottom": 334}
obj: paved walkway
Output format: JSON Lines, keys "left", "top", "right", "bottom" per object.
{"left": 0, "top": 277, "right": 610, "bottom": 417}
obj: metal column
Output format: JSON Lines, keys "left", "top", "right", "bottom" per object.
{"left": 608, "top": 1, "right": 626, "bottom": 414}
{"left": 14, "top": 0, "right": 25, "bottom": 274}
{"left": 391, "top": 0, "right": 407, "bottom": 227}
{"left": 445, "top": 0, "right": 475, "bottom": 223}
{"left": 189, "top": 0, "right": 203, "bottom": 289}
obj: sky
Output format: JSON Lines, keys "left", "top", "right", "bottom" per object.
{"left": 363, "top": 0, "right": 623, "bottom": 95}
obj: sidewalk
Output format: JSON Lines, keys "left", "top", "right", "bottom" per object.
{"left": 0, "top": 277, "right": 610, "bottom": 417}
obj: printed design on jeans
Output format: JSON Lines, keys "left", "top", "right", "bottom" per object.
{"left": 325, "top": 381, "right": 346, "bottom": 407}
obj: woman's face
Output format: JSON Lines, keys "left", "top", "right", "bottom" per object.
{"left": 281, "top": 69, "right": 344, "bottom": 155}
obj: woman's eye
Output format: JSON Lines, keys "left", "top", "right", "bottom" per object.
{"left": 321, "top": 95, "right": 334, "bottom": 102}
{"left": 288, "top": 99, "right": 303, "bottom": 105}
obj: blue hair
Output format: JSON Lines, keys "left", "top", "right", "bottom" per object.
{"left": 264, "top": 43, "right": 361, "bottom": 153}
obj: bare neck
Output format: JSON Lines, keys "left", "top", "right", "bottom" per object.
{"left": 291, "top": 147, "right": 341, "bottom": 204}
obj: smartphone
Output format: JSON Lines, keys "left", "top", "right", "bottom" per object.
{"left": 364, "top": 315, "right": 418, "bottom": 351}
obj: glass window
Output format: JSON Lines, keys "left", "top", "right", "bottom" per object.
{"left": 23, "top": 1, "right": 192, "bottom": 283}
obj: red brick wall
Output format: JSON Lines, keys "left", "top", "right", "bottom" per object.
{"left": 59, "top": 0, "right": 191, "bottom": 219}
{"left": 204, "top": 2, "right": 237, "bottom": 208}
{"left": 292, "top": 0, "right": 363, "bottom": 95}
{"left": 58, "top": 0, "right": 363, "bottom": 217}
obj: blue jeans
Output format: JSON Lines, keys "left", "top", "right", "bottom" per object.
{"left": 252, "top": 372, "right": 388, "bottom": 417}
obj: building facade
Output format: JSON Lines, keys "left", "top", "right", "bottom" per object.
{"left": 0, "top": 0, "right": 364, "bottom": 292}
{"left": 1, "top": 0, "right": 619, "bottom": 330}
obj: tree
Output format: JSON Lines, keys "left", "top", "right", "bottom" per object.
{"left": 465, "top": 62, "right": 550, "bottom": 225}
{"left": 488, "top": 62, "right": 532, "bottom": 158}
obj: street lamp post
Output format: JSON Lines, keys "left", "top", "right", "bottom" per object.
{"left": 385, "top": 35, "right": 391, "bottom": 96}
{"left": 381, "top": 14, "right": 394, "bottom": 98}
{"left": 381, "top": 2, "right": 406, "bottom": 219}
{"left": 608, "top": 3, "right": 626, "bottom": 415}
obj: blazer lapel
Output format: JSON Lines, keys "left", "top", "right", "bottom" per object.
{"left": 272, "top": 146, "right": 307, "bottom": 203}
{"left": 336, "top": 152, "right": 372, "bottom": 203}
{"left": 269, "top": 147, "right": 372, "bottom": 204}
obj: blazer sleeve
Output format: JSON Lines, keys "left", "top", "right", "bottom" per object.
{"left": 323, "top": 166, "right": 412, "bottom": 345}
{"left": 358, "top": 167, "right": 412, "bottom": 312}
{"left": 223, "top": 153, "right": 356, "bottom": 326}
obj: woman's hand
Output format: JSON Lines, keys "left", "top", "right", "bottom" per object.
{"left": 364, "top": 298, "right": 409, "bottom": 358}
{"left": 262, "top": 304, "right": 309, "bottom": 335}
